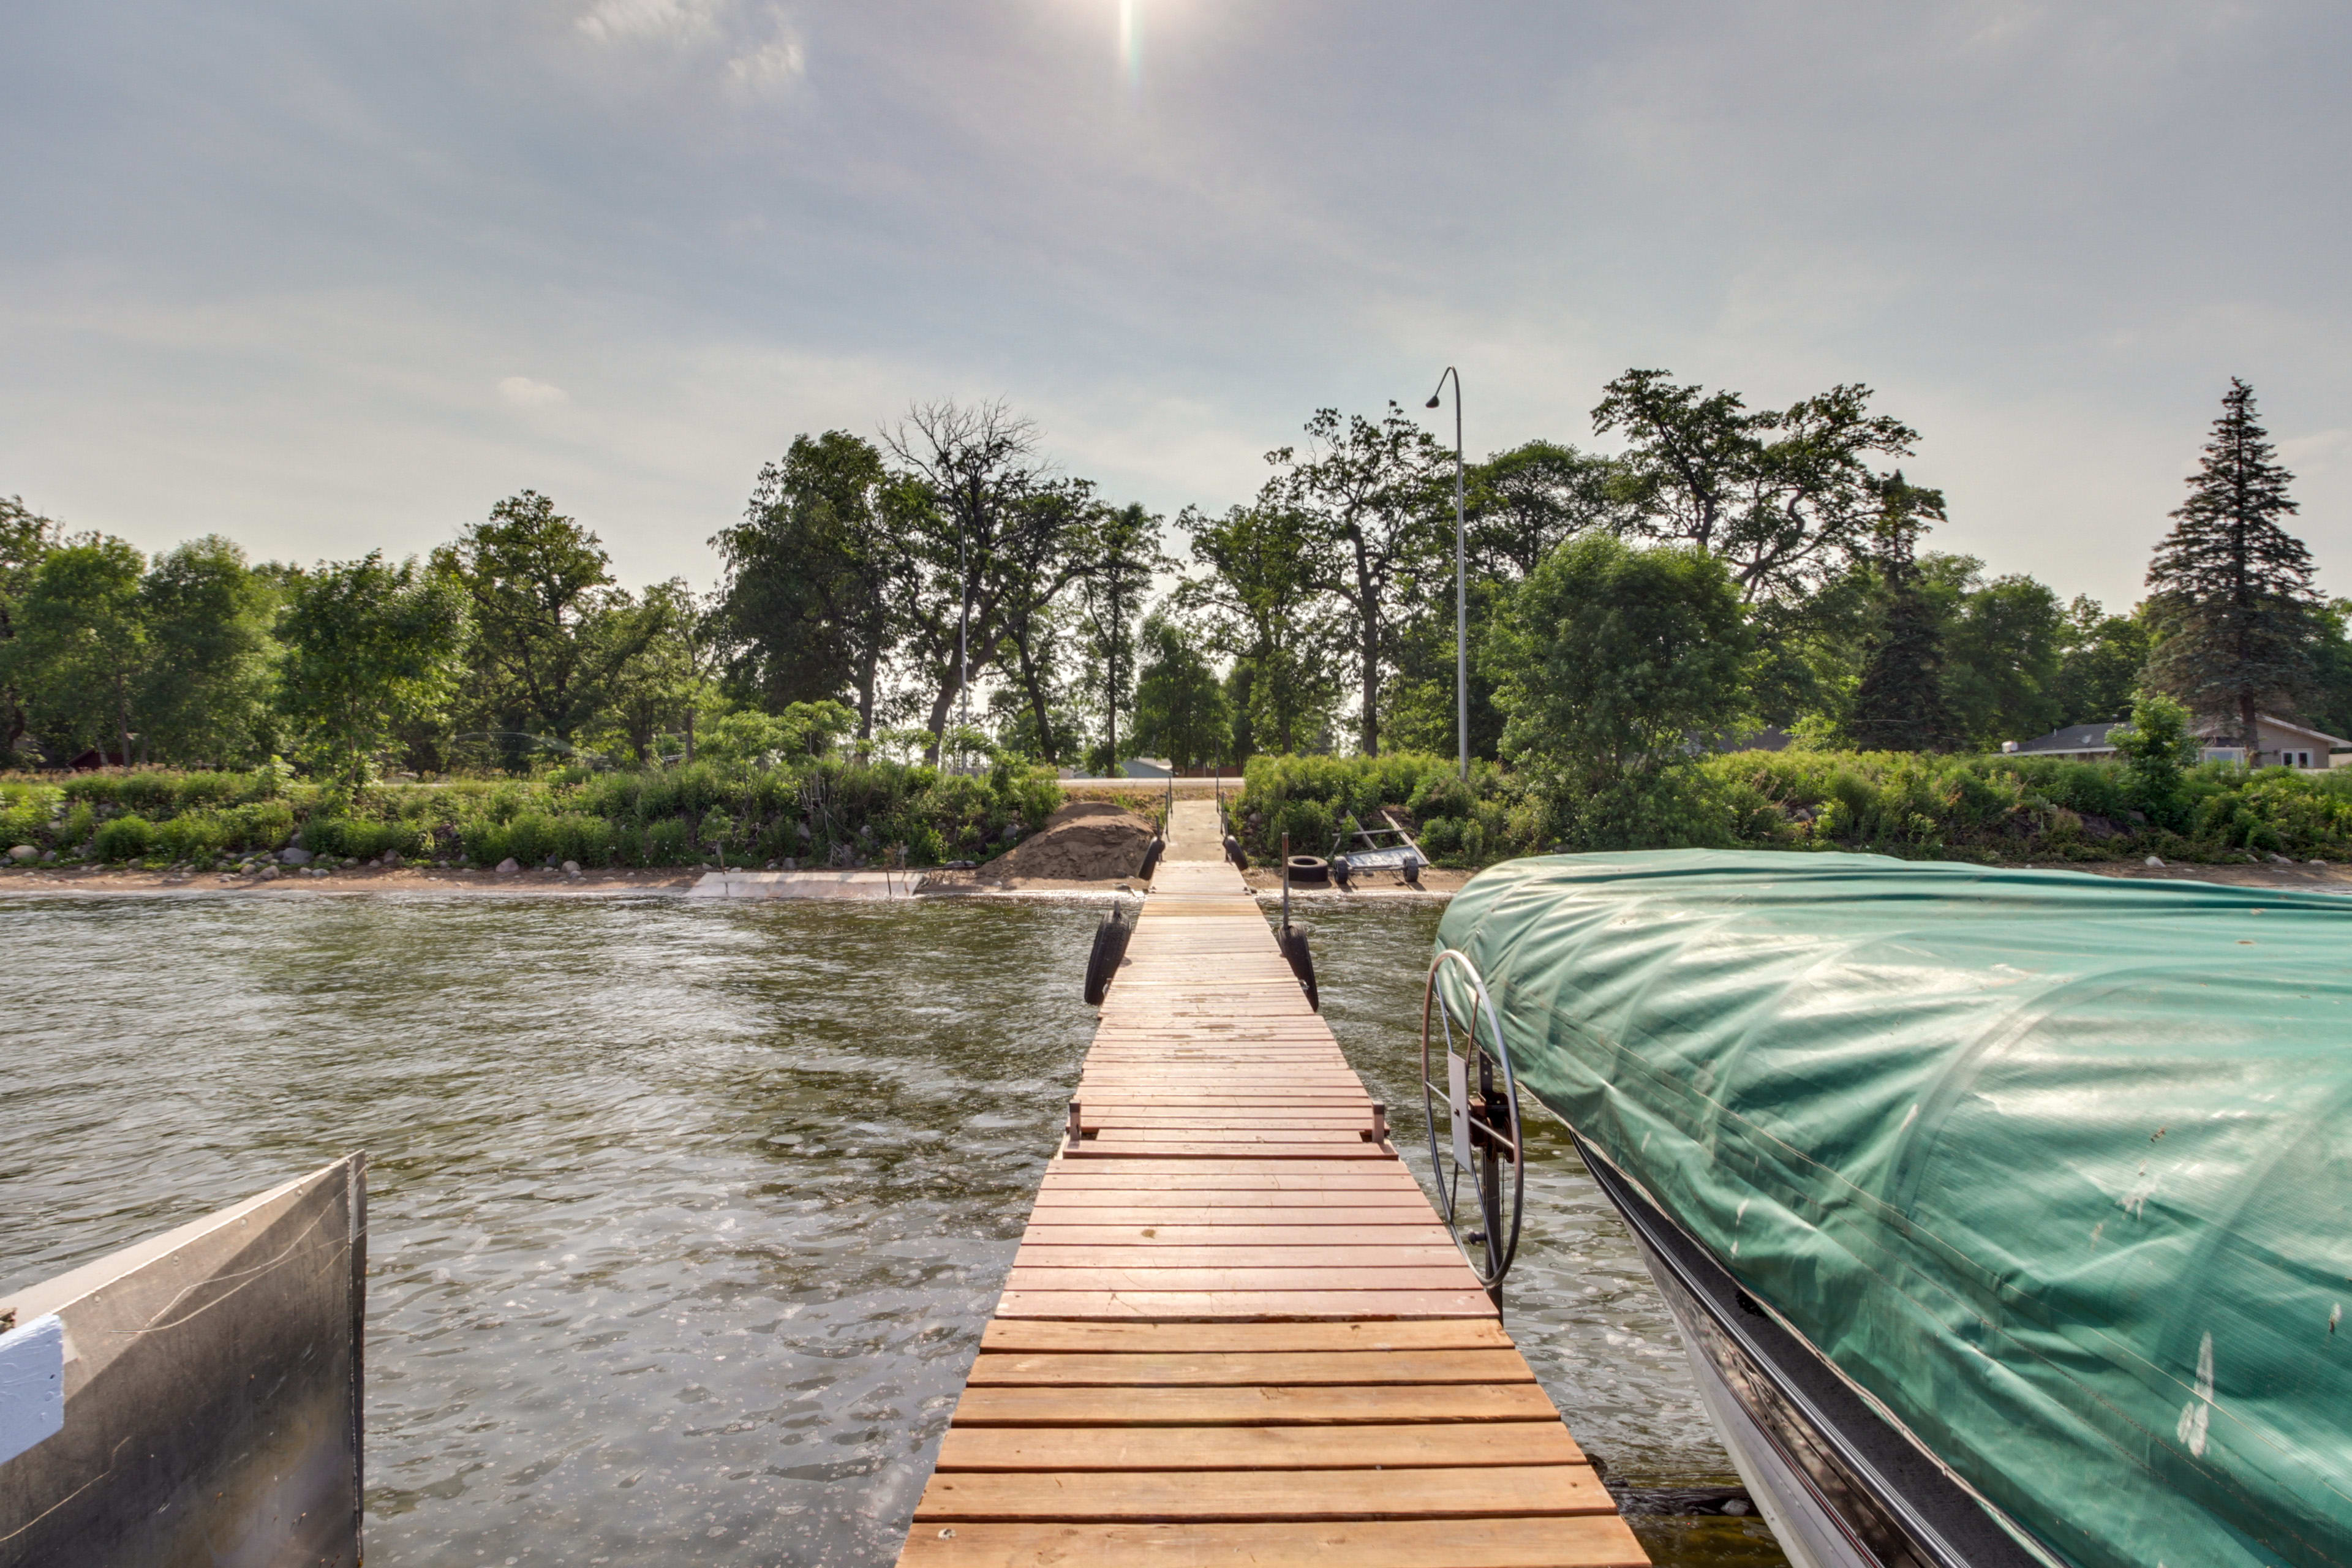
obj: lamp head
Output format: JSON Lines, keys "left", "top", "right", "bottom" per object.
{"left": 1425, "top": 394, "right": 1441, "bottom": 409}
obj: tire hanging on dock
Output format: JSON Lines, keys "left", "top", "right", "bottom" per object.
{"left": 1137, "top": 836, "right": 1165, "bottom": 883}
{"left": 1277, "top": 924, "right": 1319, "bottom": 1011}
{"left": 1084, "top": 907, "right": 1135, "bottom": 1006}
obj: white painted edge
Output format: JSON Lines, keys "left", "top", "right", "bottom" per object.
{"left": 0, "top": 1158, "right": 352, "bottom": 1325}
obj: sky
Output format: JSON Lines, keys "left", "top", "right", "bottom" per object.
{"left": 5, "top": 1, "right": 2350, "bottom": 611}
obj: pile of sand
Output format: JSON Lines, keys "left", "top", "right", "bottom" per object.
{"left": 979, "top": 801, "right": 1155, "bottom": 881}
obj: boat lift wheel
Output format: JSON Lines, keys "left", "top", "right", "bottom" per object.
{"left": 1420, "top": 949, "right": 1525, "bottom": 1292}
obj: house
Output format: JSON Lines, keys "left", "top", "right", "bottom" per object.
{"left": 2005, "top": 714, "right": 2350, "bottom": 770}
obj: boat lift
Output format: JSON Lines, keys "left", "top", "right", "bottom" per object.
{"left": 1327, "top": 810, "right": 1428, "bottom": 889}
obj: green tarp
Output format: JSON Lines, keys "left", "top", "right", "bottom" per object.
{"left": 1437, "top": 850, "right": 2352, "bottom": 1568}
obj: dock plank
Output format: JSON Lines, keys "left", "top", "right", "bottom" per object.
{"left": 1004, "top": 1266, "right": 1486, "bottom": 1291}
{"left": 897, "top": 1517, "right": 1650, "bottom": 1568}
{"left": 1019, "top": 1226, "right": 1458, "bottom": 1248}
{"left": 913, "top": 1465, "right": 1615, "bottom": 1521}
{"left": 951, "top": 1384, "right": 1560, "bottom": 1425}
{"left": 933, "top": 1421, "right": 1584, "bottom": 1471}
{"left": 993, "top": 1290, "right": 1501, "bottom": 1321}
{"left": 965, "top": 1349, "right": 1537, "bottom": 1385}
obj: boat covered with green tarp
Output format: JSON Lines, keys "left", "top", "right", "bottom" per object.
{"left": 1436, "top": 850, "right": 2352, "bottom": 1568}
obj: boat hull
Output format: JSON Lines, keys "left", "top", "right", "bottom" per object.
{"left": 1571, "top": 1133, "right": 2050, "bottom": 1568}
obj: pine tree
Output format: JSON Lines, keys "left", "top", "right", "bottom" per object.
{"left": 1847, "top": 473, "right": 1951, "bottom": 751}
{"left": 2143, "top": 379, "right": 2318, "bottom": 761}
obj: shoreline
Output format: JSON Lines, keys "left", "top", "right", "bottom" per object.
{"left": 7, "top": 857, "right": 2351, "bottom": 900}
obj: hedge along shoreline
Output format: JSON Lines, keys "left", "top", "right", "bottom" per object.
{"left": 1, "top": 758, "right": 1063, "bottom": 870}
{"left": 18, "top": 747, "right": 2352, "bottom": 873}
{"left": 1229, "top": 748, "right": 2352, "bottom": 867}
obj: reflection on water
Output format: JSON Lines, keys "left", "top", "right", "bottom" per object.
{"left": 1, "top": 892, "right": 1783, "bottom": 1567}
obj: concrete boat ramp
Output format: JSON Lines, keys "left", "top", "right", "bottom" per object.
{"left": 689, "top": 868, "right": 929, "bottom": 900}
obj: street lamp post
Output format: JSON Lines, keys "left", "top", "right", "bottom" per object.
{"left": 957, "top": 515, "right": 971, "bottom": 774}
{"left": 1425, "top": 368, "right": 1467, "bottom": 782}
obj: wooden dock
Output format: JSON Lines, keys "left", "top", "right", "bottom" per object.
{"left": 895, "top": 804, "right": 1648, "bottom": 1568}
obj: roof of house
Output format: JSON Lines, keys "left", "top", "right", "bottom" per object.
{"left": 2250, "top": 714, "right": 2352, "bottom": 748}
{"left": 2011, "top": 723, "right": 2120, "bottom": 755}
{"left": 2012, "top": 714, "right": 2352, "bottom": 756}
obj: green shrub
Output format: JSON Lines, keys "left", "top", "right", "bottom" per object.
{"left": 903, "top": 823, "right": 946, "bottom": 865}
{"left": 0, "top": 786, "right": 58, "bottom": 846}
{"left": 154, "top": 812, "right": 231, "bottom": 862}
{"left": 60, "top": 775, "right": 123, "bottom": 807}
{"left": 1282, "top": 796, "right": 1337, "bottom": 859}
{"left": 1408, "top": 771, "right": 1472, "bottom": 821}
{"left": 307, "top": 818, "right": 424, "bottom": 861}
{"left": 7, "top": 760, "right": 1067, "bottom": 873}
{"left": 94, "top": 814, "right": 156, "bottom": 861}
{"left": 642, "top": 818, "right": 693, "bottom": 865}
{"left": 224, "top": 801, "right": 296, "bottom": 852}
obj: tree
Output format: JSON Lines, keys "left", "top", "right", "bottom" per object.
{"left": 1849, "top": 572, "right": 1944, "bottom": 752}
{"left": 1268, "top": 405, "right": 1448, "bottom": 754}
{"left": 2051, "top": 597, "right": 2154, "bottom": 725}
{"left": 2109, "top": 692, "right": 2199, "bottom": 829}
{"left": 436, "top": 491, "right": 648, "bottom": 748}
{"left": 1381, "top": 442, "right": 1632, "bottom": 764}
{"left": 1745, "top": 571, "right": 1876, "bottom": 737}
{"left": 2143, "top": 379, "right": 2320, "bottom": 761}
{"left": 1465, "top": 442, "right": 1634, "bottom": 578}
{"left": 1069, "top": 502, "right": 1158, "bottom": 767}
{"left": 1593, "top": 369, "right": 1924, "bottom": 603}
{"left": 594, "top": 580, "right": 726, "bottom": 764}
{"left": 277, "top": 554, "right": 467, "bottom": 786}
{"left": 1942, "top": 573, "right": 2065, "bottom": 749}
{"left": 881, "top": 401, "right": 1059, "bottom": 758}
{"left": 714, "top": 432, "right": 907, "bottom": 737}
{"left": 1131, "top": 612, "right": 1233, "bottom": 769}
{"left": 1489, "top": 535, "right": 1751, "bottom": 845}
{"left": 995, "top": 483, "right": 1103, "bottom": 764}
{"left": 2300, "top": 601, "right": 2352, "bottom": 743}
{"left": 1845, "top": 473, "right": 1951, "bottom": 751}
{"left": 1177, "top": 502, "right": 1344, "bottom": 756}
{"left": 1381, "top": 574, "right": 1509, "bottom": 761}
{"left": 13, "top": 537, "right": 149, "bottom": 764}
{"left": 0, "top": 496, "right": 64, "bottom": 760}
{"left": 137, "top": 535, "right": 280, "bottom": 765}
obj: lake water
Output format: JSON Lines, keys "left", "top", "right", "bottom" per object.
{"left": 0, "top": 892, "right": 1785, "bottom": 1566}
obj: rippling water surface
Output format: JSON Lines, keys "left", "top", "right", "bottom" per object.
{"left": 1, "top": 891, "right": 1784, "bottom": 1567}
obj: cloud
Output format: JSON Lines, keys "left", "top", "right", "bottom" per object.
{"left": 572, "top": 0, "right": 803, "bottom": 99}
{"left": 498, "top": 376, "right": 570, "bottom": 409}
{"left": 575, "top": 0, "right": 723, "bottom": 47}
{"left": 11, "top": 2, "right": 2352, "bottom": 614}
{"left": 728, "top": 31, "right": 805, "bottom": 93}
{"left": 2281, "top": 428, "right": 2350, "bottom": 478}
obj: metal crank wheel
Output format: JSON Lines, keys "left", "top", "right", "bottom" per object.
{"left": 1420, "top": 949, "right": 1525, "bottom": 1291}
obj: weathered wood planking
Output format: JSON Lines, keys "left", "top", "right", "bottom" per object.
{"left": 892, "top": 801, "right": 1648, "bottom": 1568}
